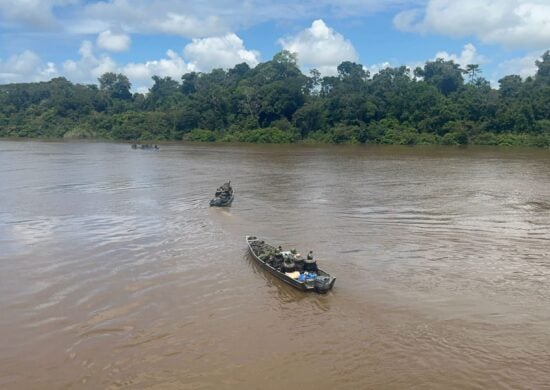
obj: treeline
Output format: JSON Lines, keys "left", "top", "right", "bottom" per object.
{"left": 1, "top": 50, "right": 549, "bottom": 146}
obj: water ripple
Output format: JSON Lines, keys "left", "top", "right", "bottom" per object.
{"left": 1, "top": 141, "right": 550, "bottom": 389}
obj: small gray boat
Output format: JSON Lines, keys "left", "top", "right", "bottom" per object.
{"left": 246, "top": 236, "right": 335, "bottom": 293}
{"left": 210, "top": 181, "right": 234, "bottom": 207}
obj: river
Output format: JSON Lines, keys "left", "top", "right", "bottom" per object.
{"left": 1, "top": 140, "right": 549, "bottom": 389}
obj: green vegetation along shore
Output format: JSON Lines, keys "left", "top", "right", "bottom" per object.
{"left": 1, "top": 50, "right": 549, "bottom": 147}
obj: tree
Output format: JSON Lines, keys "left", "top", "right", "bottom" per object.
{"left": 535, "top": 50, "right": 550, "bottom": 83}
{"left": 98, "top": 72, "right": 132, "bottom": 100}
{"left": 293, "top": 100, "right": 326, "bottom": 137}
{"left": 146, "top": 76, "right": 181, "bottom": 109}
{"left": 273, "top": 50, "right": 298, "bottom": 67}
{"left": 498, "top": 75, "right": 523, "bottom": 98}
{"left": 2, "top": 50, "right": 550, "bottom": 146}
{"left": 227, "top": 63, "right": 250, "bottom": 86}
{"left": 417, "top": 58, "right": 464, "bottom": 95}
{"left": 181, "top": 72, "right": 199, "bottom": 95}
{"left": 308, "top": 68, "right": 321, "bottom": 95}
{"left": 465, "top": 64, "right": 480, "bottom": 83}
{"left": 337, "top": 61, "right": 369, "bottom": 82}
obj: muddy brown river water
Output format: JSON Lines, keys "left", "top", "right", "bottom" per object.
{"left": 1, "top": 140, "right": 549, "bottom": 389}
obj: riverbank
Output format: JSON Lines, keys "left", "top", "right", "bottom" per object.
{"left": 182, "top": 127, "right": 550, "bottom": 147}
{"left": 3, "top": 127, "right": 550, "bottom": 148}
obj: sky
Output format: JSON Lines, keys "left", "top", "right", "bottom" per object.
{"left": 0, "top": 0, "right": 549, "bottom": 92}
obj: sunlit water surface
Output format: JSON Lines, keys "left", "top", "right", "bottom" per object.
{"left": 1, "top": 140, "right": 549, "bottom": 389}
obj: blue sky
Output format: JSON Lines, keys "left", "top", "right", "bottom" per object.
{"left": 0, "top": 0, "right": 548, "bottom": 92}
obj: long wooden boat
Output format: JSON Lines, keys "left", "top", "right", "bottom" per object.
{"left": 246, "top": 236, "right": 336, "bottom": 293}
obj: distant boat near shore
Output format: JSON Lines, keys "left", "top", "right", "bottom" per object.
{"left": 131, "top": 143, "right": 159, "bottom": 150}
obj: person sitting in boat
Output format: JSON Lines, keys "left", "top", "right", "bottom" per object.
{"left": 217, "top": 181, "right": 231, "bottom": 194}
{"left": 304, "top": 251, "right": 318, "bottom": 273}
{"left": 260, "top": 248, "right": 272, "bottom": 262}
{"left": 271, "top": 248, "right": 284, "bottom": 269}
{"left": 292, "top": 249, "right": 305, "bottom": 272}
{"left": 283, "top": 256, "right": 296, "bottom": 273}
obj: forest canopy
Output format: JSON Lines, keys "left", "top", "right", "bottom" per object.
{"left": 1, "top": 50, "right": 549, "bottom": 147}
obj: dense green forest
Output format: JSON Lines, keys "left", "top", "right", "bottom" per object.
{"left": 1, "top": 50, "right": 549, "bottom": 146}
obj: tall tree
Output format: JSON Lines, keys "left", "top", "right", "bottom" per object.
{"left": 417, "top": 59, "right": 464, "bottom": 95}
{"left": 465, "top": 64, "right": 480, "bottom": 83}
{"left": 98, "top": 72, "right": 132, "bottom": 100}
{"left": 146, "top": 76, "right": 181, "bottom": 109}
{"left": 535, "top": 50, "right": 550, "bottom": 83}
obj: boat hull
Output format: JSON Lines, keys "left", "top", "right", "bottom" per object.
{"left": 210, "top": 193, "right": 234, "bottom": 207}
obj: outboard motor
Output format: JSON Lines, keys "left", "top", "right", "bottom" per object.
{"left": 314, "top": 275, "right": 331, "bottom": 293}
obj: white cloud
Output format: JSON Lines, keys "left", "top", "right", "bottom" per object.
{"left": 81, "top": 1, "right": 230, "bottom": 37}
{"left": 1, "top": 0, "right": 425, "bottom": 37}
{"left": 434, "top": 43, "right": 486, "bottom": 68}
{"left": 120, "top": 33, "right": 259, "bottom": 90}
{"left": 68, "top": 19, "right": 110, "bottom": 35}
{"left": 311, "top": 0, "right": 426, "bottom": 17}
{"left": 496, "top": 52, "right": 541, "bottom": 80}
{"left": 183, "top": 34, "right": 260, "bottom": 71}
{"left": 77, "top": 0, "right": 423, "bottom": 36}
{"left": 0, "top": 50, "right": 58, "bottom": 84}
{"left": 278, "top": 19, "right": 359, "bottom": 76}
{"left": 62, "top": 41, "right": 116, "bottom": 83}
{"left": 60, "top": 43, "right": 195, "bottom": 91}
{"left": 0, "top": 0, "right": 74, "bottom": 29}
{"left": 122, "top": 49, "right": 195, "bottom": 90}
{"left": 1, "top": 0, "right": 425, "bottom": 31}
{"left": 394, "top": 0, "right": 550, "bottom": 49}
{"left": 393, "top": 9, "right": 421, "bottom": 33}
{"left": 365, "top": 61, "right": 393, "bottom": 76}
{"left": 2, "top": 29, "right": 259, "bottom": 91}
{"left": 97, "top": 30, "right": 131, "bottom": 52}
{"left": 152, "top": 13, "right": 227, "bottom": 37}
